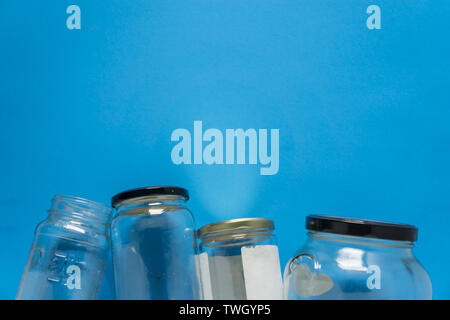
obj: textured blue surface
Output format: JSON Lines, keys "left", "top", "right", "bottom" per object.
{"left": 0, "top": 1, "right": 449, "bottom": 299}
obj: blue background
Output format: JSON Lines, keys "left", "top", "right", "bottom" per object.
{"left": 1, "top": 1, "right": 449, "bottom": 299}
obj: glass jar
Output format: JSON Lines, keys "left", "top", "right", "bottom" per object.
{"left": 284, "top": 215, "right": 432, "bottom": 300}
{"left": 197, "top": 218, "right": 283, "bottom": 300}
{"left": 111, "top": 186, "right": 200, "bottom": 300}
{"left": 16, "top": 195, "right": 112, "bottom": 300}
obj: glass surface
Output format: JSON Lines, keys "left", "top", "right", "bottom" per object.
{"left": 198, "top": 227, "right": 283, "bottom": 300}
{"left": 16, "top": 195, "right": 112, "bottom": 300}
{"left": 284, "top": 231, "right": 432, "bottom": 300}
{"left": 111, "top": 195, "right": 200, "bottom": 300}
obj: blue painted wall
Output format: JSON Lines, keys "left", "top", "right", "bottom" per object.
{"left": 0, "top": 1, "right": 449, "bottom": 299}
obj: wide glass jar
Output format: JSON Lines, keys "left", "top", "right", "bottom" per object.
{"left": 284, "top": 215, "right": 432, "bottom": 300}
{"left": 197, "top": 218, "right": 283, "bottom": 300}
{"left": 111, "top": 186, "right": 200, "bottom": 300}
{"left": 16, "top": 195, "right": 112, "bottom": 300}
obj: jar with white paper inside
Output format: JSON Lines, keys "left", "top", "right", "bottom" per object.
{"left": 197, "top": 218, "right": 283, "bottom": 300}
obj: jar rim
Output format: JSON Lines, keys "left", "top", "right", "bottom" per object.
{"left": 53, "top": 194, "right": 110, "bottom": 211}
{"left": 198, "top": 218, "right": 274, "bottom": 239}
{"left": 50, "top": 194, "right": 112, "bottom": 224}
{"left": 308, "top": 231, "right": 414, "bottom": 248}
{"left": 306, "top": 215, "right": 418, "bottom": 242}
{"left": 111, "top": 186, "right": 189, "bottom": 207}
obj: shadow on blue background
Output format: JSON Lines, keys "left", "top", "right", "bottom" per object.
{"left": 1, "top": 1, "right": 449, "bottom": 299}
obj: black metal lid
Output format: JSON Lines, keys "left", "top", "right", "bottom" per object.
{"left": 111, "top": 186, "right": 189, "bottom": 208}
{"left": 306, "top": 215, "right": 418, "bottom": 242}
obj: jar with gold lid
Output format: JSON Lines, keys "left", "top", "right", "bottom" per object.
{"left": 197, "top": 218, "right": 283, "bottom": 300}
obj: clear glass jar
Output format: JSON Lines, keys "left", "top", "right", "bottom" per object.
{"left": 111, "top": 186, "right": 200, "bottom": 300}
{"left": 16, "top": 195, "right": 112, "bottom": 300}
{"left": 284, "top": 215, "right": 432, "bottom": 300}
{"left": 197, "top": 218, "right": 283, "bottom": 300}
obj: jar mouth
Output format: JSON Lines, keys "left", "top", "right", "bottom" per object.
{"left": 54, "top": 194, "right": 110, "bottom": 209}
{"left": 51, "top": 194, "right": 112, "bottom": 222}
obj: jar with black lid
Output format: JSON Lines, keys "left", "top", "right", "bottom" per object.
{"left": 284, "top": 215, "right": 432, "bottom": 300}
{"left": 111, "top": 186, "right": 200, "bottom": 300}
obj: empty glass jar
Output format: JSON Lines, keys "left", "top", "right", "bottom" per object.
{"left": 284, "top": 215, "right": 432, "bottom": 300}
{"left": 16, "top": 195, "right": 112, "bottom": 300}
{"left": 111, "top": 186, "right": 200, "bottom": 300}
{"left": 197, "top": 218, "right": 283, "bottom": 300}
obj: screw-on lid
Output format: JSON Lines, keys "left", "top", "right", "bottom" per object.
{"left": 111, "top": 186, "right": 189, "bottom": 208}
{"left": 197, "top": 218, "right": 274, "bottom": 239}
{"left": 306, "top": 215, "right": 418, "bottom": 242}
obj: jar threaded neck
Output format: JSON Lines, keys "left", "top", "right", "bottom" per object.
{"left": 49, "top": 194, "right": 112, "bottom": 225}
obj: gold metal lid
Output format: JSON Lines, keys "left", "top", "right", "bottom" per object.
{"left": 197, "top": 218, "right": 274, "bottom": 239}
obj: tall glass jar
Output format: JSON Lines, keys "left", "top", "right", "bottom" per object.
{"left": 197, "top": 218, "right": 283, "bottom": 300}
{"left": 284, "top": 215, "right": 432, "bottom": 300}
{"left": 111, "top": 186, "right": 200, "bottom": 300}
{"left": 16, "top": 195, "right": 112, "bottom": 300}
